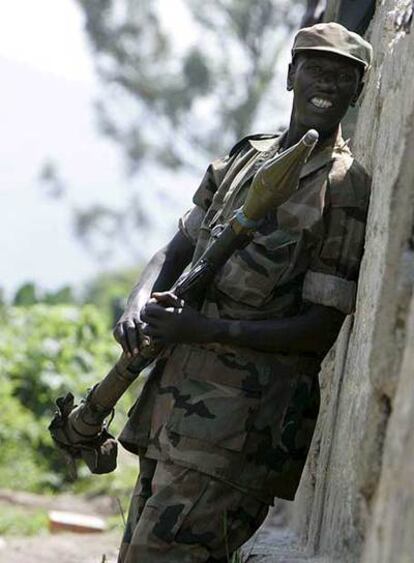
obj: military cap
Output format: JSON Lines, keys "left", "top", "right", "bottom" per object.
{"left": 292, "top": 22, "right": 373, "bottom": 73}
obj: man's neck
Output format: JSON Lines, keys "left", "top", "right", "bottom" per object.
{"left": 284, "top": 116, "right": 340, "bottom": 150}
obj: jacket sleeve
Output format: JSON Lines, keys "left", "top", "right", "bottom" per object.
{"left": 302, "top": 160, "right": 371, "bottom": 314}
{"left": 178, "top": 151, "right": 236, "bottom": 245}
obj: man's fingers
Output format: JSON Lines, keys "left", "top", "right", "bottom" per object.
{"left": 141, "top": 323, "right": 162, "bottom": 338}
{"left": 152, "top": 291, "right": 175, "bottom": 303}
{"left": 152, "top": 292, "right": 183, "bottom": 308}
{"left": 141, "top": 303, "right": 171, "bottom": 322}
{"left": 113, "top": 324, "right": 130, "bottom": 355}
{"left": 125, "top": 322, "right": 139, "bottom": 356}
{"left": 113, "top": 323, "right": 123, "bottom": 343}
{"left": 133, "top": 319, "right": 144, "bottom": 353}
{"left": 141, "top": 301, "right": 159, "bottom": 317}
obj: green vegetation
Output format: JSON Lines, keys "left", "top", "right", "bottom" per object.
{"left": 0, "top": 289, "right": 141, "bottom": 495}
{"left": 83, "top": 267, "right": 139, "bottom": 325}
{"left": 0, "top": 506, "right": 49, "bottom": 536}
{"left": 12, "top": 282, "right": 75, "bottom": 307}
{"left": 72, "top": 453, "right": 139, "bottom": 513}
{"left": 10, "top": 266, "right": 140, "bottom": 323}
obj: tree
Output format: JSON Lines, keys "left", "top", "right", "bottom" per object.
{"left": 56, "top": 1, "right": 305, "bottom": 261}
{"left": 13, "top": 283, "right": 39, "bottom": 306}
{"left": 76, "top": 0, "right": 304, "bottom": 174}
{"left": 13, "top": 283, "right": 76, "bottom": 307}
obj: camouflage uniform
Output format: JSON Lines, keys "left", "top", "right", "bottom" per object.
{"left": 118, "top": 125, "right": 371, "bottom": 561}
{"left": 119, "top": 459, "right": 268, "bottom": 562}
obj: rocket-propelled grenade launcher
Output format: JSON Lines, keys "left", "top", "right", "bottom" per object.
{"left": 49, "top": 129, "right": 319, "bottom": 476}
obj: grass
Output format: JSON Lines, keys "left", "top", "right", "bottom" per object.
{"left": 70, "top": 453, "right": 138, "bottom": 513}
{"left": 0, "top": 505, "right": 49, "bottom": 536}
{"left": 0, "top": 453, "right": 136, "bottom": 539}
{"left": 222, "top": 510, "right": 244, "bottom": 562}
{"left": 106, "top": 510, "right": 125, "bottom": 532}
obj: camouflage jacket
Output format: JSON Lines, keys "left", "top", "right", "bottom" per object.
{"left": 119, "top": 127, "right": 371, "bottom": 503}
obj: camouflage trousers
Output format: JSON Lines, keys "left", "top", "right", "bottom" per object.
{"left": 118, "top": 457, "right": 269, "bottom": 562}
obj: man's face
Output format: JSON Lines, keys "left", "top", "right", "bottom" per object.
{"left": 288, "top": 52, "right": 363, "bottom": 135}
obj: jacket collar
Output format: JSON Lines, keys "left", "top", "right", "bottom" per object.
{"left": 249, "top": 126, "right": 349, "bottom": 180}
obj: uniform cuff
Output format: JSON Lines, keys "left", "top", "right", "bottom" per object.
{"left": 303, "top": 270, "right": 356, "bottom": 314}
{"left": 178, "top": 206, "right": 205, "bottom": 245}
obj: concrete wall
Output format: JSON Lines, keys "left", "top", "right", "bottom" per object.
{"left": 288, "top": 1, "right": 414, "bottom": 561}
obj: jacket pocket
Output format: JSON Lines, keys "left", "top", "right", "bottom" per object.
{"left": 214, "top": 229, "right": 300, "bottom": 307}
{"left": 166, "top": 377, "right": 260, "bottom": 452}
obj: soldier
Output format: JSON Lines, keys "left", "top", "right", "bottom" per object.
{"left": 114, "top": 22, "right": 373, "bottom": 562}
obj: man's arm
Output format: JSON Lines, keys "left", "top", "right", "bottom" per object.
{"left": 205, "top": 304, "right": 345, "bottom": 354}
{"left": 113, "top": 230, "right": 194, "bottom": 356}
{"left": 141, "top": 296, "right": 345, "bottom": 355}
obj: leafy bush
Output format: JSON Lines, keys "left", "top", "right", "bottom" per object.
{"left": 0, "top": 304, "right": 141, "bottom": 493}
{"left": 12, "top": 282, "right": 75, "bottom": 307}
{"left": 0, "top": 506, "right": 49, "bottom": 536}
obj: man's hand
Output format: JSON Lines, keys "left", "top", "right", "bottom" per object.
{"left": 140, "top": 292, "right": 211, "bottom": 345}
{"left": 113, "top": 312, "right": 145, "bottom": 357}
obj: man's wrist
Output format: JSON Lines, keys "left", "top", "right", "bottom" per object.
{"left": 119, "top": 308, "right": 140, "bottom": 322}
{"left": 124, "top": 295, "right": 148, "bottom": 319}
{"left": 196, "top": 318, "right": 233, "bottom": 344}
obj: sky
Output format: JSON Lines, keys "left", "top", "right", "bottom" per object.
{"left": 0, "top": 0, "right": 194, "bottom": 299}
{"left": 0, "top": 0, "right": 294, "bottom": 300}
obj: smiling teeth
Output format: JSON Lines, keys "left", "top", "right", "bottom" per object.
{"left": 311, "top": 97, "right": 333, "bottom": 109}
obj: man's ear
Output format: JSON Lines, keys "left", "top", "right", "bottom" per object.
{"left": 287, "top": 62, "right": 295, "bottom": 91}
{"left": 351, "top": 80, "right": 364, "bottom": 107}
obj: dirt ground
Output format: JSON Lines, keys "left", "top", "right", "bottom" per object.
{"left": 1, "top": 531, "right": 120, "bottom": 563}
{"left": 0, "top": 490, "right": 122, "bottom": 563}
{"left": 0, "top": 490, "right": 301, "bottom": 562}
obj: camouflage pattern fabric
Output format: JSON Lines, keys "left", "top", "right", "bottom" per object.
{"left": 118, "top": 458, "right": 268, "bottom": 562}
{"left": 119, "top": 457, "right": 157, "bottom": 542}
{"left": 134, "top": 343, "right": 321, "bottom": 503}
{"left": 119, "top": 125, "right": 371, "bottom": 503}
{"left": 292, "top": 22, "right": 373, "bottom": 72}
{"left": 179, "top": 127, "right": 370, "bottom": 318}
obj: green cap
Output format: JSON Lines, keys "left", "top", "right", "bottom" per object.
{"left": 292, "top": 22, "right": 373, "bottom": 73}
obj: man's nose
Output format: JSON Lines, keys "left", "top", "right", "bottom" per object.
{"left": 317, "top": 72, "right": 337, "bottom": 91}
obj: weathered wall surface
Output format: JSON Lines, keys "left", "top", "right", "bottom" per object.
{"left": 287, "top": 1, "right": 414, "bottom": 561}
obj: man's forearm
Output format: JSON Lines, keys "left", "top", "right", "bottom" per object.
{"left": 124, "top": 250, "right": 168, "bottom": 315}
{"left": 124, "top": 231, "right": 195, "bottom": 315}
{"left": 114, "top": 230, "right": 195, "bottom": 355}
{"left": 198, "top": 304, "right": 345, "bottom": 355}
